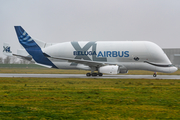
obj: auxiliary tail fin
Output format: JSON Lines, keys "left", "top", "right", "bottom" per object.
{"left": 3, "top": 43, "right": 13, "bottom": 56}
{"left": 14, "top": 26, "right": 57, "bottom": 68}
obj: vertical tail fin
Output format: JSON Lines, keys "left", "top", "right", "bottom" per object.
{"left": 14, "top": 26, "right": 39, "bottom": 49}
{"left": 14, "top": 26, "right": 57, "bottom": 68}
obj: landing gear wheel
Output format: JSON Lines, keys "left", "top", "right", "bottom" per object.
{"left": 86, "top": 73, "right": 91, "bottom": 77}
{"left": 98, "top": 73, "right": 103, "bottom": 76}
{"left": 153, "top": 73, "right": 157, "bottom": 77}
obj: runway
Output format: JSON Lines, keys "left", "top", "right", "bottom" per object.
{"left": 0, "top": 74, "right": 180, "bottom": 79}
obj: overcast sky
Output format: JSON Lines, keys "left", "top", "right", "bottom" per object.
{"left": 1, "top": 0, "right": 180, "bottom": 58}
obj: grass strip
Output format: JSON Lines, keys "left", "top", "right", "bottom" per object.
{"left": 0, "top": 78, "right": 180, "bottom": 119}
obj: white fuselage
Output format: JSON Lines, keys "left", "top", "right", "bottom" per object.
{"left": 12, "top": 26, "right": 177, "bottom": 75}
{"left": 42, "top": 41, "right": 177, "bottom": 73}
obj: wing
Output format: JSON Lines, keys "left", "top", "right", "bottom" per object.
{"left": 43, "top": 53, "right": 108, "bottom": 67}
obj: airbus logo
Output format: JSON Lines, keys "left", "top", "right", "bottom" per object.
{"left": 72, "top": 41, "right": 129, "bottom": 60}
{"left": 3, "top": 46, "right": 12, "bottom": 53}
{"left": 97, "top": 51, "right": 129, "bottom": 57}
{"left": 73, "top": 51, "right": 129, "bottom": 57}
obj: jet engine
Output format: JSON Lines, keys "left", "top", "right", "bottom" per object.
{"left": 99, "top": 65, "right": 120, "bottom": 74}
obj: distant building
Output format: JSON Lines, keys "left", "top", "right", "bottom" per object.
{"left": 163, "top": 48, "right": 180, "bottom": 68}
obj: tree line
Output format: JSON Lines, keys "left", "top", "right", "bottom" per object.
{"left": 0, "top": 56, "right": 34, "bottom": 64}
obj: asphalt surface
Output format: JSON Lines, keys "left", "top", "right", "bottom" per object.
{"left": 0, "top": 74, "right": 180, "bottom": 79}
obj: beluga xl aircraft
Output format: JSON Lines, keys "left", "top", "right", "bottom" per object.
{"left": 3, "top": 26, "right": 178, "bottom": 77}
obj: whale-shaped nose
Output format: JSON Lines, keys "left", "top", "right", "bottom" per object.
{"left": 170, "top": 66, "right": 178, "bottom": 73}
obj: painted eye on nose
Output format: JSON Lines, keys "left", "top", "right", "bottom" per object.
{"left": 134, "top": 57, "right": 139, "bottom": 61}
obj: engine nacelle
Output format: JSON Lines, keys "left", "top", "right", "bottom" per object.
{"left": 99, "top": 65, "right": 120, "bottom": 74}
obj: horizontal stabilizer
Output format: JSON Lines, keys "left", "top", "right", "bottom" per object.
{"left": 13, "top": 54, "right": 32, "bottom": 61}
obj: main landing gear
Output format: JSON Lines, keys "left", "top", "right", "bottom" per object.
{"left": 86, "top": 72, "right": 103, "bottom": 77}
{"left": 153, "top": 72, "right": 157, "bottom": 77}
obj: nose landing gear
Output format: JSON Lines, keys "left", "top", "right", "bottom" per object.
{"left": 153, "top": 72, "right": 157, "bottom": 77}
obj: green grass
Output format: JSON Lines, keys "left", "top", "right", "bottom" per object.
{"left": 0, "top": 78, "right": 180, "bottom": 119}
